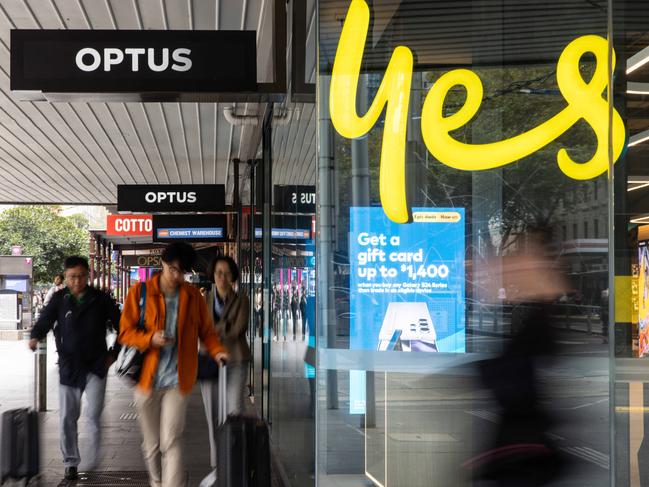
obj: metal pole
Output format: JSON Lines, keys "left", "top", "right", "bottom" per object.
{"left": 34, "top": 339, "right": 46, "bottom": 411}
{"left": 352, "top": 75, "right": 373, "bottom": 426}
{"left": 317, "top": 75, "right": 337, "bottom": 475}
{"left": 249, "top": 159, "right": 257, "bottom": 397}
{"left": 89, "top": 234, "right": 96, "bottom": 286}
{"left": 234, "top": 158, "right": 242, "bottom": 269}
{"left": 95, "top": 236, "right": 101, "bottom": 287}
{"left": 120, "top": 252, "right": 124, "bottom": 301}
{"left": 262, "top": 106, "right": 273, "bottom": 422}
{"left": 102, "top": 240, "right": 107, "bottom": 290}
{"left": 319, "top": 76, "right": 338, "bottom": 411}
{"left": 116, "top": 251, "right": 121, "bottom": 301}
{"left": 107, "top": 243, "right": 112, "bottom": 292}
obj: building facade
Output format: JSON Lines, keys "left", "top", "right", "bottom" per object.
{"left": 313, "top": 1, "right": 649, "bottom": 486}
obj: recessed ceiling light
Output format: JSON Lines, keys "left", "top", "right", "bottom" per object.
{"left": 627, "top": 45, "right": 649, "bottom": 74}
{"left": 629, "top": 129, "right": 649, "bottom": 147}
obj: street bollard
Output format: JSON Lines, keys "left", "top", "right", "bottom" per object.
{"left": 34, "top": 339, "right": 46, "bottom": 412}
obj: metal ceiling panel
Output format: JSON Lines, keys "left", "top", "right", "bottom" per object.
{"left": 0, "top": 0, "right": 312, "bottom": 205}
{"left": 272, "top": 102, "right": 316, "bottom": 188}
{"left": 121, "top": 102, "right": 167, "bottom": 185}
{"left": 0, "top": 1, "right": 36, "bottom": 29}
{"left": 220, "top": 0, "right": 245, "bottom": 30}
{"left": 138, "top": 0, "right": 167, "bottom": 29}
{"left": 319, "top": 0, "right": 608, "bottom": 68}
{"left": 80, "top": 0, "right": 117, "bottom": 29}
{"left": 51, "top": 0, "right": 94, "bottom": 29}
{"left": 192, "top": 0, "right": 216, "bottom": 30}
{"left": 147, "top": 103, "right": 182, "bottom": 184}
{"left": 165, "top": 0, "right": 191, "bottom": 30}
{"left": 109, "top": 0, "right": 142, "bottom": 29}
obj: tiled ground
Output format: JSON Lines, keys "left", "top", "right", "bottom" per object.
{"left": 0, "top": 336, "right": 276, "bottom": 487}
{"left": 38, "top": 369, "right": 215, "bottom": 486}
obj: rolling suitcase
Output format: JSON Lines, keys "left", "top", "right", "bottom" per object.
{"left": 0, "top": 407, "right": 39, "bottom": 485}
{"left": 215, "top": 365, "right": 270, "bottom": 487}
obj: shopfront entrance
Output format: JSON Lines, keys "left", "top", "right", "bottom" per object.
{"left": 313, "top": 1, "right": 649, "bottom": 486}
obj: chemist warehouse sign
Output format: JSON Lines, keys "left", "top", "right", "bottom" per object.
{"left": 10, "top": 30, "right": 257, "bottom": 97}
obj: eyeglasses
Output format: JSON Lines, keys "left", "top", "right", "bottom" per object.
{"left": 165, "top": 264, "right": 184, "bottom": 275}
{"left": 67, "top": 273, "right": 88, "bottom": 281}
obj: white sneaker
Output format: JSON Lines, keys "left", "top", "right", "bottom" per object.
{"left": 199, "top": 468, "right": 217, "bottom": 487}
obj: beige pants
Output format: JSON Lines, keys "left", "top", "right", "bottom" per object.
{"left": 134, "top": 388, "right": 188, "bottom": 487}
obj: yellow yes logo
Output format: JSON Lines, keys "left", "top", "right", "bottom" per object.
{"left": 330, "top": 0, "right": 626, "bottom": 224}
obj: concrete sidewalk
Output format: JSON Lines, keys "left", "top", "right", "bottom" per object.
{"left": 0, "top": 336, "right": 225, "bottom": 487}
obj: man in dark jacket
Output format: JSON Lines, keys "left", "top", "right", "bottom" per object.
{"left": 29, "top": 256, "right": 121, "bottom": 481}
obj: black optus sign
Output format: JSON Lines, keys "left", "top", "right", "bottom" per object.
{"left": 274, "top": 185, "right": 316, "bottom": 213}
{"left": 122, "top": 255, "right": 162, "bottom": 268}
{"left": 11, "top": 30, "right": 257, "bottom": 95}
{"left": 153, "top": 214, "right": 228, "bottom": 243}
{"left": 117, "top": 185, "right": 225, "bottom": 212}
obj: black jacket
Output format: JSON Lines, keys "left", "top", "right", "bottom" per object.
{"left": 30, "top": 286, "right": 121, "bottom": 388}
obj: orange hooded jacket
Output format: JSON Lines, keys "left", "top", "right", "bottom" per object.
{"left": 118, "top": 273, "right": 226, "bottom": 395}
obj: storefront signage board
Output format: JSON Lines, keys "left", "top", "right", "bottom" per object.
{"left": 348, "top": 207, "right": 465, "bottom": 414}
{"left": 330, "top": 0, "right": 626, "bottom": 224}
{"left": 11, "top": 30, "right": 257, "bottom": 97}
{"left": 0, "top": 256, "right": 33, "bottom": 277}
{"left": 117, "top": 184, "right": 225, "bottom": 212}
{"left": 638, "top": 239, "right": 649, "bottom": 356}
{"left": 253, "top": 214, "right": 313, "bottom": 241}
{"left": 152, "top": 214, "right": 226, "bottom": 243}
{"left": 254, "top": 228, "right": 311, "bottom": 240}
{"left": 0, "top": 293, "right": 18, "bottom": 323}
{"left": 106, "top": 215, "right": 153, "bottom": 236}
{"left": 274, "top": 185, "right": 316, "bottom": 213}
{"left": 122, "top": 255, "right": 162, "bottom": 268}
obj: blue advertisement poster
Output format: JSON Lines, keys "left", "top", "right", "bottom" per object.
{"left": 349, "top": 207, "right": 465, "bottom": 413}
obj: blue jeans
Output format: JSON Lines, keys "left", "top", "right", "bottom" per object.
{"left": 59, "top": 373, "right": 106, "bottom": 468}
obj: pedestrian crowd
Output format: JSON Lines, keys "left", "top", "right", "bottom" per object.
{"left": 27, "top": 242, "right": 252, "bottom": 487}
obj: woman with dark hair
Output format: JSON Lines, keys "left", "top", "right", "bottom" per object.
{"left": 198, "top": 254, "right": 250, "bottom": 486}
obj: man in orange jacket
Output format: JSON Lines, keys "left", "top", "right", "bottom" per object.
{"left": 119, "top": 242, "right": 228, "bottom": 487}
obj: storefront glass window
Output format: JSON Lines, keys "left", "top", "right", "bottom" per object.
{"left": 317, "top": 1, "right": 619, "bottom": 485}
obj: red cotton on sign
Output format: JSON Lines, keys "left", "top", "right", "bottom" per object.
{"left": 106, "top": 215, "right": 153, "bottom": 236}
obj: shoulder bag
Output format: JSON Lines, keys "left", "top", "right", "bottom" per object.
{"left": 115, "top": 283, "right": 147, "bottom": 384}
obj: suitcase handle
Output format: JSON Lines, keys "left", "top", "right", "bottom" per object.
{"left": 218, "top": 363, "right": 227, "bottom": 425}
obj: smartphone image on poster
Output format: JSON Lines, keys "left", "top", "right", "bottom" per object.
{"left": 386, "top": 329, "right": 402, "bottom": 351}
{"left": 377, "top": 302, "right": 437, "bottom": 352}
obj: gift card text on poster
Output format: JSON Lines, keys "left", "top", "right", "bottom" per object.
{"left": 348, "top": 207, "right": 466, "bottom": 414}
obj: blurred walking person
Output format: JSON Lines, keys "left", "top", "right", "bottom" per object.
{"left": 254, "top": 288, "right": 263, "bottom": 338}
{"left": 465, "top": 227, "right": 569, "bottom": 486}
{"left": 290, "top": 285, "right": 299, "bottom": 341}
{"left": 281, "top": 284, "right": 290, "bottom": 341}
{"left": 299, "top": 284, "right": 307, "bottom": 341}
{"left": 119, "top": 243, "right": 228, "bottom": 487}
{"left": 29, "top": 257, "right": 121, "bottom": 481}
{"left": 198, "top": 255, "right": 250, "bottom": 487}
{"left": 43, "top": 273, "right": 64, "bottom": 306}
{"left": 272, "top": 284, "right": 280, "bottom": 341}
